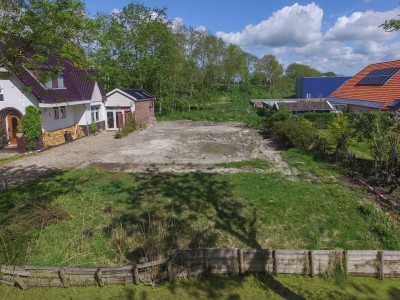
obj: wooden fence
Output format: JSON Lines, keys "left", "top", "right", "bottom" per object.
{"left": 1, "top": 248, "right": 400, "bottom": 289}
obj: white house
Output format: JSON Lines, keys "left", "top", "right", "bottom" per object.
{"left": 0, "top": 60, "right": 106, "bottom": 147}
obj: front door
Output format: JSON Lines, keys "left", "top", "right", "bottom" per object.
{"left": 7, "top": 114, "right": 21, "bottom": 144}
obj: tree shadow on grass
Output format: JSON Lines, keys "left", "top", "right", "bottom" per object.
{"left": 104, "top": 172, "right": 262, "bottom": 262}
{"left": 0, "top": 167, "right": 102, "bottom": 265}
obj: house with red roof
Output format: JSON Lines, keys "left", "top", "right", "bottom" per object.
{"left": 0, "top": 60, "right": 106, "bottom": 147}
{"left": 326, "top": 60, "right": 400, "bottom": 112}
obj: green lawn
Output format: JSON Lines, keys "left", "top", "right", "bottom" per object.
{"left": 1, "top": 154, "right": 399, "bottom": 267}
{"left": 1, "top": 275, "right": 399, "bottom": 300}
{"left": 157, "top": 98, "right": 264, "bottom": 127}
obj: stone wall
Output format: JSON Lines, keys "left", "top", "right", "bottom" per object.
{"left": 42, "top": 125, "right": 85, "bottom": 147}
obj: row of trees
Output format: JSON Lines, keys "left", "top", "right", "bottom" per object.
{"left": 0, "top": 0, "right": 339, "bottom": 113}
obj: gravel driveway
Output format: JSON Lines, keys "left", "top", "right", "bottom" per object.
{"left": 0, "top": 121, "right": 295, "bottom": 188}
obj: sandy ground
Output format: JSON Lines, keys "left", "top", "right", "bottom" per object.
{"left": 0, "top": 121, "right": 296, "bottom": 188}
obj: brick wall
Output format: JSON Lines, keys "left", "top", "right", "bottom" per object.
{"left": 135, "top": 100, "right": 155, "bottom": 126}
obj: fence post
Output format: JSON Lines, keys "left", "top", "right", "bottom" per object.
{"left": 204, "top": 249, "right": 209, "bottom": 274}
{"left": 14, "top": 276, "right": 28, "bottom": 290}
{"left": 133, "top": 265, "right": 139, "bottom": 285}
{"left": 167, "top": 259, "right": 173, "bottom": 282}
{"left": 4, "top": 177, "right": 8, "bottom": 190}
{"left": 238, "top": 249, "right": 244, "bottom": 275}
{"left": 273, "top": 250, "right": 279, "bottom": 276}
{"left": 343, "top": 250, "right": 348, "bottom": 276}
{"left": 95, "top": 268, "right": 104, "bottom": 287}
{"left": 58, "top": 268, "right": 70, "bottom": 288}
{"left": 378, "top": 251, "right": 384, "bottom": 280}
{"left": 308, "top": 251, "right": 314, "bottom": 277}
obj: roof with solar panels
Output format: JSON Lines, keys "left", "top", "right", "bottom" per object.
{"left": 326, "top": 60, "right": 400, "bottom": 110}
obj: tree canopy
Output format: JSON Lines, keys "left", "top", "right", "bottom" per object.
{"left": 0, "top": 0, "right": 95, "bottom": 71}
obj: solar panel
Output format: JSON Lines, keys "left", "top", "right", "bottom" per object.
{"left": 388, "top": 99, "right": 400, "bottom": 108}
{"left": 358, "top": 67, "right": 400, "bottom": 85}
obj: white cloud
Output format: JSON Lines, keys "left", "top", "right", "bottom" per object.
{"left": 325, "top": 9, "right": 399, "bottom": 42}
{"left": 217, "top": 4, "right": 400, "bottom": 75}
{"left": 216, "top": 3, "right": 323, "bottom": 48}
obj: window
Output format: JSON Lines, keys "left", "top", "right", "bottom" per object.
{"left": 60, "top": 106, "right": 66, "bottom": 118}
{"left": 53, "top": 107, "right": 59, "bottom": 120}
{"left": 45, "top": 74, "right": 65, "bottom": 89}
{"left": 91, "top": 106, "right": 100, "bottom": 122}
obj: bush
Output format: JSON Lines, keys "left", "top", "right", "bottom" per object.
{"left": 89, "top": 120, "right": 97, "bottom": 135}
{"left": 22, "top": 106, "right": 41, "bottom": 150}
{"left": 303, "top": 112, "right": 334, "bottom": 129}
{"left": 114, "top": 131, "right": 124, "bottom": 139}
{"left": 122, "top": 112, "right": 136, "bottom": 135}
{"left": 273, "top": 118, "right": 315, "bottom": 150}
{"left": 0, "top": 122, "right": 8, "bottom": 149}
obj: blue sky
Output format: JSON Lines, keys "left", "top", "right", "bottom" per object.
{"left": 85, "top": 1, "right": 400, "bottom": 76}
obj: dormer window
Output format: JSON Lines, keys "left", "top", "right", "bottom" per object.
{"left": 45, "top": 74, "right": 65, "bottom": 89}
{"left": 28, "top": 69, "right": 65, "bottom": 89}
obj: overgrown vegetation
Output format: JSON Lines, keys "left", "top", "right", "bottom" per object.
{"left": 1, "top": 165, "right": 399, "bottom": 267}
{"left": 268, "top": 110, "right": 400, "bottom": 191}
{"left": 21, "top": 106, "right": 41, "bottom": 150}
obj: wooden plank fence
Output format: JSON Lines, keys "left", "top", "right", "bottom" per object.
{"left": 1, "top": 248, "right": 400, "bottom": 289}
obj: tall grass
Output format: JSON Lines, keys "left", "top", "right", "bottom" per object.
{"left": 1, "top": 164, "right": 399, "bottom": 267}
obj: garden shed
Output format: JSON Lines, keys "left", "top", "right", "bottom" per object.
{"left": 105, "top": 89, "right": 155, "bottom": 129}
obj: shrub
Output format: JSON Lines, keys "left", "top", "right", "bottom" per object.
{"left": 328, "top": 114, "right": 351, "bottom": 159}
{"left": 22, "top": 106, "right": 41, "bottom": 150}
{"left": 89, "top": 120, "right": 97, "bottom": 135}
{"left": 303, "top": 112, "right": 334, "bottom": 129}
{"left": 0, "top": 122, "right": 8, "bottom": 149}
{"left": 122, "top": 112, "right": 136, "bottom": 135}
{"left": 114, "top": 131, "right": 124, "bottom": 139}
{"left": 273, "top": 118, "right": 315, "bottom": 150}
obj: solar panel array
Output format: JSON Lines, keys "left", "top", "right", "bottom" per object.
{"left": 358, "top": 67, "right": 400, "bottom": 85}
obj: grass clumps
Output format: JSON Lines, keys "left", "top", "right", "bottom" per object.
{"left": 216, "top": 159, "right": 271, "bottom": 170}
{"left": 1, "top": 163, "right": 399, "bottom": 267}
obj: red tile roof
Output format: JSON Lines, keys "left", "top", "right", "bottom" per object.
{"left": 329, "top": 60, "right": 400, "bottom": 110}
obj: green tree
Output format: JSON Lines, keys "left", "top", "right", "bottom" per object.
{"left": 255, "top": 54, "right": 284, "bottom": 93}
{"left": 0, "top": 0, "right": 95, "bottom": 72}
{"left": 285, "top": 63, "right": 321, "bottom": 80}
{"left": 328, "top": 114, "right": 351, "bottom": 160}
{"left": 22, "top": 105, "right": 41, "bottom": 150}
{"left": 381, "top": 18, "right": 400, "bottom": 31}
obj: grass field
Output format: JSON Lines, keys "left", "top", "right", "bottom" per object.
{"left": 1, "top": 152, "right": 399, "bottom": 267}
{"left": 157, "top": 96, "right": 264, "bottom": 127}
{"left": 1, "top": 275, "right": 399, "bottom": 300}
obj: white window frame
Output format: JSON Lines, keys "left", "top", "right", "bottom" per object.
{"left": 53, "top": 107, "right": 59, "bottom": 120}
{"left": 91, "top": 106, "right": 101, "bottom": 122}
{"left": 60, "top": 106, "right": 66, "bottom": 118}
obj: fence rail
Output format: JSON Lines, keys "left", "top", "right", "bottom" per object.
{"left": 1, "top": 248, "right": 400, "bottom": 289}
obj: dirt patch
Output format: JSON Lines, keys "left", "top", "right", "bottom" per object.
{"left": 0, "top": 121, "right": 297, "bottom": 187}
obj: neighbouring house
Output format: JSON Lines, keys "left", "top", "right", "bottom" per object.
{"left": 0, "top": 60, "right": 106, "bottom": 148}
{"left": 105, "top": 88, "right": 155, "bottom": 129}
{"left": 263, "top": 99, "right": 335, "bottom": 114}
{"left": 295, "top": 76, "right": 351, "bottom": 99}
{"left": 326, "top": 60, "right": 400, "bottom": 112}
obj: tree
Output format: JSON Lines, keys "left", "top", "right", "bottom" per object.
{"left": 255, "top": 54, "right": 283, "bottom": 93}
{"left": 381, "top": 19, "right": 400, "bottom": 32}
{"left": 285, "top": 63, "right": 321, "bottom": 80}
{"left": 0, "top": 0, "right": 95, "bottom": 72}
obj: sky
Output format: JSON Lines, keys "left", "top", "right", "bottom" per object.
{"left": 84, "top": 1, "right": 400, "bottom": 76}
